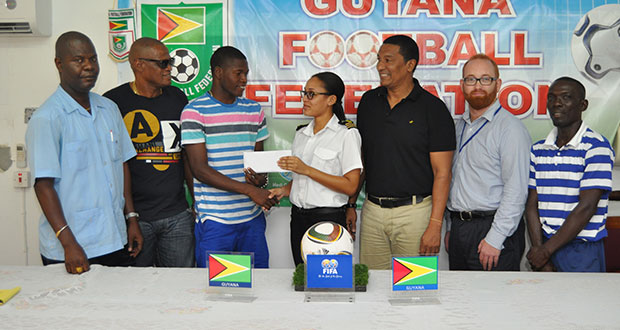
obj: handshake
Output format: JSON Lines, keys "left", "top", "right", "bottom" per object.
{"left": 244, "top": 167, "right": 280, "bottom": 210}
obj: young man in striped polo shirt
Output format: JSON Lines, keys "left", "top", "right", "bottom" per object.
{"left": 180, "top": 46, "right": 277, "bottom": 268}
{"left": 526, "top": 77, "right": 614, "bottom": 272}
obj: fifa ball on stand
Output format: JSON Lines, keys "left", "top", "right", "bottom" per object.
{"left": 300, "top": 221, "right": 354, "bottom": 263}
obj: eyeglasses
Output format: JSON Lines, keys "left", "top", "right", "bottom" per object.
{"left": 463, "top": 76, "right": 497, "bottom": 86}
{"left": 139, "top": 58, "right": 173, "bottom": 69}
{"left": 300, "top": 90, "right": 331, "bottom": 100}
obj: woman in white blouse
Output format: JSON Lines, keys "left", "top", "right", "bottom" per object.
{"left": 270, "top": 72, "right": 363, "bottom": 265}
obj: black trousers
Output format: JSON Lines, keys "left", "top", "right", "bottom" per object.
{"left": 449, "top": 213, "right": 525, "bottom": 271}
{"left": 290, "top": 205, "right": 346, "bottom": 266}
{"left": 41, "top": 246, "right": 135, "bottom": 267}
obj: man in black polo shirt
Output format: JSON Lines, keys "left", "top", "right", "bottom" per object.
{"left": 347, "top": 35, "right": 455, "bottom": 269}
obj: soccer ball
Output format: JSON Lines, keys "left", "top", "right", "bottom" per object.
{"left": 346, "top": 30, "right": 381, "bottom": 69}
{"left": 571, "top": 4, "right": 620, "bottom": 81}
{"left": 308, "top": 31, "right": 345, "bottom": 69}
{"left": 301, "top": 221, "right": 353, "bottom": 263}
{"left": 170, "top": 48, "right": 200, "bottom": 84}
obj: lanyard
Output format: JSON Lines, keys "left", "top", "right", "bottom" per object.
{"left": 458, "top": 106, "right": 501, "bottom": 153}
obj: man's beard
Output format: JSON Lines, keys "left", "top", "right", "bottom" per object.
{"left": 465, "top": 90, "right": 497, "bottom": 110}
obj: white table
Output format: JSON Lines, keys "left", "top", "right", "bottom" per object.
{"left": 0, "top": 265, "right": 618, "bottom": 329}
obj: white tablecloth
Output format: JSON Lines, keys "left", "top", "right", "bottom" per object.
{"left": 0, "top": 265, "right": 619, "bottom": 329}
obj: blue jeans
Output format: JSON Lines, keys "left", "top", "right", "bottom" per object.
{"left": 195, "top": 213, "right": 269, "bottom": 268}
{"left": 135, "top": 209, "right": 195, "bottom": 267}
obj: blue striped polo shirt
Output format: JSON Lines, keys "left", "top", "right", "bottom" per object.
{"left": 529, "top": 123, "right": 614, "bottom": 241}
{"left": 180, "top": 93, "right": 269, "bottom": 224}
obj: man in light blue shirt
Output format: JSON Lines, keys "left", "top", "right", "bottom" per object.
{"left": 445, "top": 54, "right": 530, "bottom": 271}
{"left": 26, "top": 31, "right": 142, "bottom": 274}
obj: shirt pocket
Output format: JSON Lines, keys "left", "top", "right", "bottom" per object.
{"left": 67, "top": 207, "right": 104, "bottom": 244}
{"left": 107, "top": 129, "right": 122, "bottom": 161}
{"left": 311, "top": 147, "right": 339, "bottom": 175}
{"left": 63, "top": 141, "right": 89, "bottom": 171}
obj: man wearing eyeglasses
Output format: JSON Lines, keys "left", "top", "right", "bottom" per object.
{"left": 104, "top": 37, "right": 195, "bottom": 267}
{"left": 445, "top": 54, "right": 530, "bottom": 271}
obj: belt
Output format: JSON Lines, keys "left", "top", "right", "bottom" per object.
{"left": 367, "top": 194, "right": 428, "bottom": 209}
{"left": 292, "top": 205, "right": 345, "bottom": 215}
{"left": 449, "top": 210, "right": 496, "bottom": 221}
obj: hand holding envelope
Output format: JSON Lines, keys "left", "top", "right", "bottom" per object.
{"left": 243, "top": 150, "right": 293, "bottom": 210}
{"left": 243, "top": 150, "right": 292, "bottom": 173}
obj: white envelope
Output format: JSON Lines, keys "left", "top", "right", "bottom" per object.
{"left": 243, "top": 150, "right": 292, "bottom": 173}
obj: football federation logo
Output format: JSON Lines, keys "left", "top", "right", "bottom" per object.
{"left": 140, "top": 2, "right": 223, "bottom": 100}
{"left": 112, "top": 35, "right": 127, "bottom": 52}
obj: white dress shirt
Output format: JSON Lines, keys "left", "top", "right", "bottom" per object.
{"left": 289, "top": 114, "right": 363, "bottom": 209}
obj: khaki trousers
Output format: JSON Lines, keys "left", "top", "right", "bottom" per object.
{"left": 359, "top": 196, "right": 432, "bottom": 269}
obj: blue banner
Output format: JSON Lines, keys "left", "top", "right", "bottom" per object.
{"left": 232, "top": 0, "right": 620, "bottom": 147}
{"left": 306, "top": 254, "right": 353, "bottom": 289}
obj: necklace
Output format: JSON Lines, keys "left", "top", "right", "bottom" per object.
{"left": 130, "top": 81, "right": 140, "bottom": 95}
{"left": 130, "top": 81, "right": 161, "bottom": 97}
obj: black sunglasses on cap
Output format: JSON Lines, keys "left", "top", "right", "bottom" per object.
{"left": 139, "top": 58, "right": 173, "bottom": 69}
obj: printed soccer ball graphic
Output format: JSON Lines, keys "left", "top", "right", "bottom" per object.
{"left": 301, "top": 221, "right": 353, "bottom": 263}
{"left": 170, "top": 48, "right": 200, "bottom": 84}
{"left": 346, "top": 31, "right": 381, "bottom": 69}
{"left": 571, "top": 4, "right": 620, "bottom": 81}
{"left": 308, "top": 31, "right": 345, "bottom": 69}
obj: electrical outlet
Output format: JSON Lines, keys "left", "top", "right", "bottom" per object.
{"left": 14, "top": 170, "right": 29, "bottom": 188}
{"left": 25, "top": 107, "right": 37, "bottom": 124}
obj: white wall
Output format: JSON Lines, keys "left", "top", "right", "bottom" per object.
{"left": 0, "top": 0, "right": 437, "bottom": 268}
{"left": 3, "top": 0, "right": 616, "bottom": 270}
{"left": 0, "top": 0, "right": 328, "bottom": 269}
{"left": 0, "top": 0, "right": 121, "bottom": 266}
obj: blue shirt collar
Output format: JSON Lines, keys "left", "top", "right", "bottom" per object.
{"left": 56, "top": 85, "right": 100, "bottom": 117}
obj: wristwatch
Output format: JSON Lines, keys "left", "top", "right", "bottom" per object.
{"left": 125, "top": 212, "right": 139, "bottom": 220}
{"left": 345, "top": 202, "right": 357, "bottom": 209}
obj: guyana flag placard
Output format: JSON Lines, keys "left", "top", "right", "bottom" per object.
{"left": 138, "top": 0, "right": 226, "bottom": 100}
{"left": 392, "top": 256, "right": 438, "bottom": 291}
{"left": 208, "top": 253, "right": 252, "bottom": 288}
